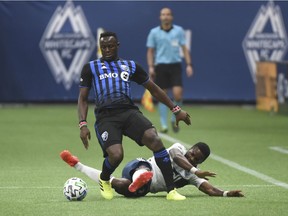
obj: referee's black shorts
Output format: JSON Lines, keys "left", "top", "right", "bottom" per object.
{"left": 155, "top": 63, "right": 182, "bottom": 89}
{"left": 94, "top": 108, "right": 154, "bottom": 157}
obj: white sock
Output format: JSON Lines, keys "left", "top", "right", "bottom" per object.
{"left": 109, "top": 176, "right": 115, "bottom": 184}
{"left": 132, "top": 169, "right": 148, "bottom": 182}
{"left": 74, "top": 162, "right": 101, "bottom": 183}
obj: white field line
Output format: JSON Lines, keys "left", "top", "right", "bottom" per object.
{"left": 159, "top": 133, "right": 288, "bottom": 190}
{"left": 269, "top": 146, "right": 288, "bottom": 154}
{"left": 0, "top": 186, "right": 98, "bottom": 189}
{"left": 0, "top": 185, "right": 278, "bottom": 189}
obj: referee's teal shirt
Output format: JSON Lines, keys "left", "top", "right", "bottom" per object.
{"left": 146, "top": 25, "right": 186, "bottom": 64}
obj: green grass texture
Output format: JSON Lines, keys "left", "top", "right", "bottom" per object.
{"left": 0, "top": 104, "right": 287, "bottom": 216}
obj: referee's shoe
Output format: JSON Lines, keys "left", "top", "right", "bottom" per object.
{"left": 171, "top": 121, "right": 179, "bottom": 133}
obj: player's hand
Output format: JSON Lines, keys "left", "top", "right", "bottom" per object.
{"left": 227, "top": 190, "right": 244, "bottom": 197}
{"left": 195, "top": 170, "right": 216, "bottom": 179}
{"left": 175, "top": 110, "right": 191, "bottom": 126}
{"left": 80, "top": 127, "right": 91, "bottom": 149}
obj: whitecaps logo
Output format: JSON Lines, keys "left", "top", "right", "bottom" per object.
{"left": 39, "top": 1, "right": 96, "bottom": 90}
{"left": 242, "top": 1, "right": 288, "bottom": 83}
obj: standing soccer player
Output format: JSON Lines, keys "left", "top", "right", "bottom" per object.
{"left": 77, "top": 31, "right": 191, "bottom": 200}
{"left": 147, "top": 7, "right": 193, "bottom": 133}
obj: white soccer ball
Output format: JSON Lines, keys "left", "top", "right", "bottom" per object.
{"left": 63, "top": 177, "right": 88, "bottom": 201}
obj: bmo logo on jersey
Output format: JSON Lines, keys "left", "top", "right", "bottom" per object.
{"left": 99, "top": 73, "right": 118, "bottom": 80}
{"left": 99, "top": 71, "right": 129, "bottom": 81}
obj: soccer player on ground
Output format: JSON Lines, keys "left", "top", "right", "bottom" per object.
{"left": 60, "top": 142, "right": 244, "bottom": 198}
{"left": 77, "top": 31, "right": 191, "bottom": 200}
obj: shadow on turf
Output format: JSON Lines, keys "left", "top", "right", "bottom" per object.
{"left": 65, "top": 194, "right": 207, "bottom": 202}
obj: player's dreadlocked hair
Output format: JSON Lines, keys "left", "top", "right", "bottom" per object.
{"left": 194, "top": 142, "right": 210, "bottom": 161}
{"left": 100, "top": 31, "right": 118, "bottom": 42}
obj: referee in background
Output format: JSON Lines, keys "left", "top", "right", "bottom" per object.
{"left": 147, "top": 7, "right": 193, "bottom": 133}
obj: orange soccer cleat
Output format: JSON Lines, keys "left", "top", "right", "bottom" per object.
{"left": 128, "top": 170, "right": 153, "bottom": 193}
{"left": 60, "top": 150, "right": 79, "bottom": 167}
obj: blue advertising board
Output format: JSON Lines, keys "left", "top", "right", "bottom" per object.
{"left": 0, "top": 1, "right": 288, "bottom": 102}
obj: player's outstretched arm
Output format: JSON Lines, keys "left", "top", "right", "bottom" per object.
{"left": 170, "top": 148, "right": 214, "bottom": 179}
{"left": 194, "top": 170, "right": 216, "bottom": 179}
{"left": 199, "top": 181, "right": 244, "bottom": 197}
{"left": 144, "top": 80, "right": 191, "bottom": 126}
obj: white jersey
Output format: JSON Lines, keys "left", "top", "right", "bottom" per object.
{"left": 148, "top": 143, "right": 207, "bottom": 193}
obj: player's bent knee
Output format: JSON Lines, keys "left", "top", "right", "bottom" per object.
{"left": 111, "top": 154, "right": 123, "bottom": 165}
{"left": 142, "top": 128, "right": 164, "bottom": 151}
{"left": 106, "top": 144, "right": 124, "bottom": 165}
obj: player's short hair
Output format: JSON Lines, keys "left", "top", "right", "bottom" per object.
{"left": 100, "top": 31, "right": 118, "bottom": 42}
{"left": 194, "top": 142, "right": 210, "bottom": 161}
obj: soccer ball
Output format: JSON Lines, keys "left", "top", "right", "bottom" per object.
{"left": 63, "top": 177, "right": 88, "bottom": 201}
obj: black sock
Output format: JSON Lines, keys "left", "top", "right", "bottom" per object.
{"left": 100, "top": 157, "right": 116, "bottom": 181}
{"left": 154, "top": 148, "right": 174, "bottom": 192}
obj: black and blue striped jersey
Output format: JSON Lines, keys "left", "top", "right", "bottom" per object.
{"left": 80, "top": 58, "right": 149, "bottom": 112}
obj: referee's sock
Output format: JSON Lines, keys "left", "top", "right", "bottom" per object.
{"left": 158, "top": 102, "right": 168, "bottom": 130}
{"left": 153, "top": 148, "right": 174, "bottom": 192}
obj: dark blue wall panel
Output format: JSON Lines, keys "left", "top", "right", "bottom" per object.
{"left": 1, "top": 1, "right": 288, "bottom": 102}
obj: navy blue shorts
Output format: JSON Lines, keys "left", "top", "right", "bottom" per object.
{"left": 122, "top": 158, "right": 152, "bottom": 197}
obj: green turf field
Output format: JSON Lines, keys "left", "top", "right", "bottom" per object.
{"left": 0, "top": 104, "right": 287, "bottom": 216}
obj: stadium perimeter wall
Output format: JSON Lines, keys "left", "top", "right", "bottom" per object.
{"left": 1, "top": 1, "right": 288, "bottom": 103}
